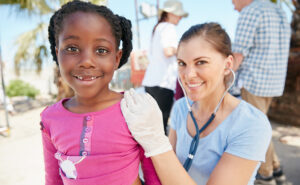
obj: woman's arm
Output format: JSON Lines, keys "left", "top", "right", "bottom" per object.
{"left": 151, "top": 151, "right": 196, "bottom": 185}
{"left": 207, "top": 153, "right": 258, "bottom": 185}
{"left": 150, "top": 129, "right": 196, "bottom": 185}
{"left": 121, "top": 89, "right": 196, "bottom": 184}
{"left": 168, "top": 128, "right": 177, "bottom": 152}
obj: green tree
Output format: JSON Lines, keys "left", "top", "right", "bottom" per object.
{"left": 0, "top": 0, "right": 107, "bottom": 75}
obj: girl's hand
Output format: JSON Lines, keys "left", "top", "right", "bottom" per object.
{"left": 121, "top": 88, "right": 172, "bottom": 157}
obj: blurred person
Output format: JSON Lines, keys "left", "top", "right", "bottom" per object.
{"left": 40, "top": 1, "right": 160, "bottom": 184}
{"left": 142, "top": 0, "right": 188, "bottom": 134}
{"left": 174, "top": 79, "right": 184, "bottom": 100}
{"left": 0, "top": 61, "right": 16, "bottom": 115}
{"left": 122, "top": 22, "right": 272, "bottom": 185}
{"left": 0, "top": 89, "right": 16, "bottom": 115}
{"left": 232, "top": 0, "right": 291, "bottom": 184}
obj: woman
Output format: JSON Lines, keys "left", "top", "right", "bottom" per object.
{"left": 122, "top": 23, "right": 272, "bottom": 185}
{"left": 142, "top": 0, "right": 187, "bottom": 134}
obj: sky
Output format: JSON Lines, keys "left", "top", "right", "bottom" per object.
{"left": 0, "top": 0, "right": 293, "bottom": 70}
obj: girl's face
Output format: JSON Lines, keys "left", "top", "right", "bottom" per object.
{"left": 56, "top": 12, "right": 122, "bottom": 99}
{"left": 177, "top": 36, "right": 232, "bottom": 101}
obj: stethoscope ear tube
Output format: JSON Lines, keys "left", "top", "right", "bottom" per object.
{"left": 179, "top": 68, "right": 236, "bottom": 172}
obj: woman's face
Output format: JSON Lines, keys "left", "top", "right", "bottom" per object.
{"left": 177, "top": 36, "right": 231, "bottom": 101}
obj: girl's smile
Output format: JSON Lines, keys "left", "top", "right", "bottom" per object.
{"left": 72, "top": 73, "right": 103, "bottom": 86}
{"left": 71, "top": 69, "right": 104, "bottom": 83}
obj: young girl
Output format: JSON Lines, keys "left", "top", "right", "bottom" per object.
{"left": 40, "top": 1, "right": 160, "bottom": 185}
{"left": 121, "top": 23, "right": 272, "bottom": 185}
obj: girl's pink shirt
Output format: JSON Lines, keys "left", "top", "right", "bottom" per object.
{"left": 40, "top": 99, "right": 161, "bottom": 185}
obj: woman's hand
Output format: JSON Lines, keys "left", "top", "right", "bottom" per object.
{"left": 121, "top": 88, "right": 172, "bottom": 157}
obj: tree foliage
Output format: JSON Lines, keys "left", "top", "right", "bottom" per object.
{"left": 1, "top": 0, "right": 107, "bottom": 75}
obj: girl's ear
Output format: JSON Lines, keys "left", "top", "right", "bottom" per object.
{"left": 55, "top": 46, "right": 58, "bottom": 64}
{"left": 115, "top": 49, "right": 122, "bottom": 70}
{"left": 55, "top": 47, "right": 58, "bottom": 59}
{"left": 224, "top": 55, "right": 234, "bottom": 75}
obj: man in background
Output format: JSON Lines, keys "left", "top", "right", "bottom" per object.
{"left": 232, "top": 0, "right": 291, "bottom": 184}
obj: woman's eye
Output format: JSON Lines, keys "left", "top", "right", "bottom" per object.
{"left": 196, "top": 60, "right": 207, "bottom": 65}
{"left": 178, "top": 61, "right": 186, "bottom": 66}
{"left": 65, "top": 47, "right": 79, "bottom": 52}
{"left": 96, "top": 48, "right": 108, "bottom": 54}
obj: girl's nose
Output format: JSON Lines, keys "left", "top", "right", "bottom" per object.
{"left": 79, "top": 49, "right": 95, "bottom": 68}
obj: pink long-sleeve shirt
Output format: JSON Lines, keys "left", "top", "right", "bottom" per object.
{"left": 40, "top": 99, "right": 161, "bottom": 185}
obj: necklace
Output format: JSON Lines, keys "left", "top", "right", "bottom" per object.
{"left": 55, "top": 152, "right": 86, "bottom": 179}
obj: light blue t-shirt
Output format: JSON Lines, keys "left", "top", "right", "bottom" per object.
{"left": 170, "top": 98, "right": 272, "bottom": 185}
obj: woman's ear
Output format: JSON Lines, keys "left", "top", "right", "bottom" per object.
{"left": 224, "top": 55, "right": 234, "bottom": 75}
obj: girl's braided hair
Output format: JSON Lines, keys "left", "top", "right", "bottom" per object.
{"left": 48, "top": 0, "right": 132, "bottom": 68}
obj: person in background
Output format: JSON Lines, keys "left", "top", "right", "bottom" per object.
{"left": 232, "top": 0, "right": 291, "bottom": 184}
{"left": 174, "top": 79, "right": 184, "bottom": 100}
{"left": 122, "top": 22, "right": 272, "bottom": 185}
{"left": 40, "top": 1, "right": 160, "bottom": 184}
{"left": 142, "top": 0, "right": 188, "bottom": 134}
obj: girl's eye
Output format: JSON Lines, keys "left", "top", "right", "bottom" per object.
{"left": 65, "top": 46, "right": 79, "bottom": 52}
{"left": 96, "top": 48, "right": 108, "bottom": 55}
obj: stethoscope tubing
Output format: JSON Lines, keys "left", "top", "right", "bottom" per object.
{"left": 178, "top": 68, "right": 236, "bottom": 171}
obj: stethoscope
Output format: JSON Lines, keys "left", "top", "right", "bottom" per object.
{"left": 177, "top": 68, "right": 236, "bottom": 171}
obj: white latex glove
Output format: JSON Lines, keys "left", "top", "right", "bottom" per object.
{"left": 121, "top": 88, "right": 172, "bottom": 157}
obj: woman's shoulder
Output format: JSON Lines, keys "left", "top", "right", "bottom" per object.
{"left": 173, "top": 97, "right": 189, "bottom": 112}
{"left": 231, "top": 100, "right": 271, "bottom": 131}
{"left": 239, "top": 100, "right": 268, "bottom": 120}
{"left": 225, "top": 100, "right": 272, "bottom": 162}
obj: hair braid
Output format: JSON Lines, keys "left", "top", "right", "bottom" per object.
{"left": 48, "top": 11, "right": 58, "bottom": 64}
{"left": 116, "top": 15, "right": 133, "bottom": 68}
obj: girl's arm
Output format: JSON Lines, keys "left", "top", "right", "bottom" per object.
{"left": 207, "top": 153, "right": 258, "bottom": 185}
{"left": 40, "top": 121, "right": 63, "bottom": 185}
{"left": 140, "top": 147, "right": 161, "bottom": 185}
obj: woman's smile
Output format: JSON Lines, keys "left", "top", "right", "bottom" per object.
{"left": 186, "top": 81, "right": 205, "bottom": 88}
{"left": 185, "top": 81, "right": 205, "bottom": 93}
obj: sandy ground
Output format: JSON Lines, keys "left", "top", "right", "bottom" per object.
{"left": 0, "top": 103, "right": 299, "bottom": 185}
{"left": 0, "top": 107, "right": 45, "bottom": 185}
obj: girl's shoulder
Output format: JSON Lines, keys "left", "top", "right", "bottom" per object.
{"left": 40, "top": 98, "right": 67, "bottom": 117}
